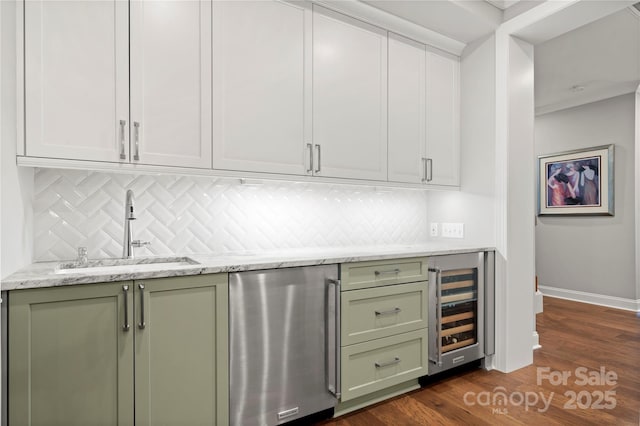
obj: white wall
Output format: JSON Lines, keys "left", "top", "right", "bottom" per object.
{"left": 426, "top": 34, "right": 496, "bottom": 247}
{"left": 1, "top": 0, "right": 34, "bottom": 280}
{"left": 636, "top": 87, "right": 640, "bottom": 303}
{"left": 493, "top": 30, "right": 536, "bottom": 373}
{"left": 535, "top": 94, "right": 636, "bottom": 300}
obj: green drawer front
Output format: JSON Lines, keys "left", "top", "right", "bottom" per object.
{"left": 342, "top": 281, "right": 427, "bottom": 346}
{"left": 340, "top": 257, "right": 428, "bottom": 291}
{"left": 341, "top": 329, "right": 428, "bottom": 402}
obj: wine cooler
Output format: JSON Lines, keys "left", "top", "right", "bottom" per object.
{"left": 427, "top": 252, "right": 494, "bottom": 374}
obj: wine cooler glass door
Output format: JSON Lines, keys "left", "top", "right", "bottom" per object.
{"left": 428, "top": 252, "right": 485, "bottom": 374}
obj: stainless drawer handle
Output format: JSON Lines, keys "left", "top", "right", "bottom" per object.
{"left": 375, "top": 307, "right": 401, "bottom": 316}
{"left": 375, "top": 268, "right": 400, "bottom": 276}
{"left": 375, "top": 357, "right": 400, "bottom": 368}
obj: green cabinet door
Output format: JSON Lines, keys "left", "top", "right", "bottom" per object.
{"left": 9, "top": 282, "right": 135, "bottom": 426}
{"left": 134, "top": 274, "right": 229, "bottom": 426}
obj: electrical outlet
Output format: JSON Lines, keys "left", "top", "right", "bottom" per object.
{"left": 442, "top": 223, "right": 464, "bottom": 238}
{"left": 430, "top": 223, "right": 439, "bottom": 237}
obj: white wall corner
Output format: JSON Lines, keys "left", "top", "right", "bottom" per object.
{"left": 635, "top": 85, "right": 640, "bottom": 304}
{"left": 535, "top": 289, "right": 543, "bottom": 314}
{"left": 532, "top": 331, "right": 541, "bottom": 350}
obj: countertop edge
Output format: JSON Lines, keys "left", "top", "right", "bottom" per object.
{"left": 2, "top": 246, "right": 495, "bottom": 291}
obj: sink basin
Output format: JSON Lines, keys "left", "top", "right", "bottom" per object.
{"left": 55, "top": 256, "right": 200, "bottom": 275}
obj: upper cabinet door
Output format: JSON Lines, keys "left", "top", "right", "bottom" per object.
{"left": 130, "top": 0, "right": 212, "bottom": 169}
{"left": 388, "top": 33, "right": 426, "bottom": 185}
{"left": 24, "top": 0, "right": 129, "bottom": 162}
{"left": 212, "top": 1, "right": 310, "bottom": 176}
{"left": 312, "top": 6, "right": 388, "bottom": 181}
{"left": 426, "top": 52, "right": 460, "bottom": 187}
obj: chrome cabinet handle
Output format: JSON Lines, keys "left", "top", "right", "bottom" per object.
{"left": 306, "top": 143, "right": 313, "bottom": 173}
{"left": 421, "top": 157, "right": 427, "bottom": 183}
{"left": 133, "top": 122, "right": 140, "bottom": 161}
{"left": 374, "top": 268, "right": 400, "bottom": 276}
{"left": 375, "top": 307, "right": 401, "bottom": 316}
{"left": 138, "top": 283, "right": 146, "bottom": 329}
{"left": 119, "top": 120, "right": 126, "bottom": 160}
{"left": 375, "top": 357, "right": 400, "bottom": 368}
{"left": 426, "top": 158, "right": 433, "bottom": 182}
{"left": 122, "top": 285, "right": 130, "bottom": 331}
{"left": 314, "top": 144, "right": 321, "bottom": 173}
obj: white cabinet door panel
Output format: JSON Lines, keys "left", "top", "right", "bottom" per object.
{"left": 388, "top": 33, "right": 426, "bottom": 184}
{"left": 24, "top": 1, "right": 128, "bottom": 162}
{"left": 212, "top": 1, "right": 310, "bottom": 175}
{"left": 426, "top": 52, "right": 460, "bottom": 187}
{"left": 313, "top": 7, "right": 387, "bottom": 181}
{"left": 130, "top": 0, "right": 212, "bottom": 169}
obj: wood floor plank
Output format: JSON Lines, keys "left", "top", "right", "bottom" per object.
{"left": 316, "top": 297, "right": 640, "bottom": 425}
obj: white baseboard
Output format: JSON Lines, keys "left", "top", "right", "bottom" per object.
{"left": 539, "top": 285, "right": 640, "bottom": 312}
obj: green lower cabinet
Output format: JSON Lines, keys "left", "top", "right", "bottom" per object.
{"left": 9, "top": 274, "right": 229, "bottom": 426}
{"left": 135, "top": 275, "right": 228, "bottom": 426}
{"left": 9, "top": 282, "right": 135, "bottom": 426}
{"left": 340, "top": 329, "right": 428, "bottom": 402}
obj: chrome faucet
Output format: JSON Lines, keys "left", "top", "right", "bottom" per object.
{"left": 123, "top": 189, "right": 151, "bottom": 258}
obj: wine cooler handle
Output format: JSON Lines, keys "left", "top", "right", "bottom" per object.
{"left": 429, "top": 267, "right": 443, "bottom": 367}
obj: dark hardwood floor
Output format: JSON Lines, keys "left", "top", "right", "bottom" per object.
{"left": 319, "top": 297, "right": 640, "bottom": 425}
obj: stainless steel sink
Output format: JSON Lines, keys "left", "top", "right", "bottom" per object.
{"left": 55, "top": 256, "right": 200, "bottom": 275}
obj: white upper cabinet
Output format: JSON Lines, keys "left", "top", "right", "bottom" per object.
{"left": 388, "top": 33, "right": 460, "bottom": 187}
{"left": 21, "top": 0, "right": 460, "bottom": 188}
{"left": 24, "top": 0, "right": 129, "bottom": 162}
{"left": 426, "top": 52, "right": 460, "bottom": 187}
{"left": 130, "top": 0, "right": 212, "bottom": 169}
{"left": 388, "top": 33, "right": 426, "bottom": 184}
{"left": 312, "top": 6, "right": 388, "bottom": 181}
{"left": 212, "top": 1, "right": 310, "bottom": 175}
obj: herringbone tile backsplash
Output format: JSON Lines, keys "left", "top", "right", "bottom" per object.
{"left": 34, "top": 169, "right": 429, "bottom": 261}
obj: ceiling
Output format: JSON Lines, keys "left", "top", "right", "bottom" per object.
{"left": 361, "top": 0, "right": 503, "bottom": 44}
{"left": 359, "top": 0, "right": 542, "bottom": 44}
{"left": 359, "top": 0, "right": 640, "bottom": 114}
{"left": 535, "top": 7, "right": 640, "bottom": 114}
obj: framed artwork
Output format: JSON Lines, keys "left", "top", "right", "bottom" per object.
{"left": 537, "top": 144, "right": 614, "bottom": 216}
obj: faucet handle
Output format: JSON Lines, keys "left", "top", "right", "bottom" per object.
{"left": 131, "top": 240, "right": 151, "bottom": 248}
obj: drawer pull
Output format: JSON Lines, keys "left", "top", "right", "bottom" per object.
{"left": 374, "top": 268, "right": 401, "bottom": 276}
{"left": 375, "top": 307, "right": 402, "bottom": 316}
{"left": 375, "top": 357, "right": 401, "bottom": 368}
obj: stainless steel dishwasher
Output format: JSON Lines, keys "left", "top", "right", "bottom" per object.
{"left": 229, "top": 265, "right": 340, "bottom": 425}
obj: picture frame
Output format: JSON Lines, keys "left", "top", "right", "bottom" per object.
{"left": 537, "top": 144, "right": 614, "bottom": 216}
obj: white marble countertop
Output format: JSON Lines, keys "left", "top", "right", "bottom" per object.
{"left": 2, "top": 243, "right": 494, "bottom": 291}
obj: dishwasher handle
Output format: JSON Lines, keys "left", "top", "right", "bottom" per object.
{"left": 326, "top": 278, "right": 341, "bottom": 399}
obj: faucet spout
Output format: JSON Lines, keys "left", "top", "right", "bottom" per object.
{"left": 122, "top": 190, "right": 151, "bottom": 259}
{"left": 123, "top": 190, "right": 136, "bottom": 259}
